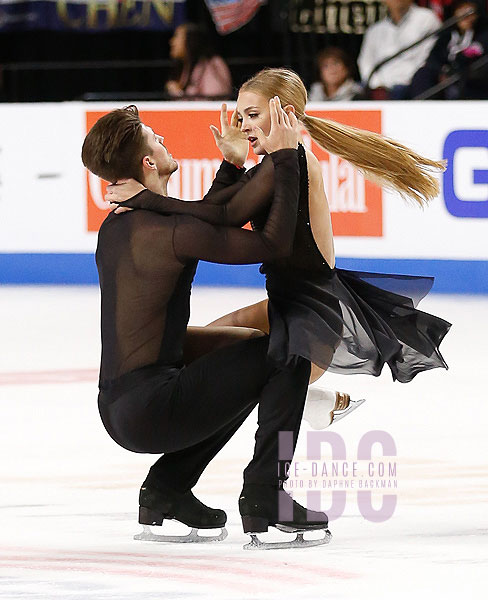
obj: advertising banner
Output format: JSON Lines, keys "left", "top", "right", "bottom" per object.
{"left": 0, "top": 100, "right": 487, "bottom": 290}
{"left": 0, "top": 0, "right": 186, "bottom": 32}
{"left": 288, "top": 0, "right": 386, "bottom": 35}
{"left": 86, "top": 107, "right": 383, "bottom": 237}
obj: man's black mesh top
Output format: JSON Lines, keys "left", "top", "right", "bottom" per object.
{"left": 95, "top": 148, "right": 299, "bottom": 389}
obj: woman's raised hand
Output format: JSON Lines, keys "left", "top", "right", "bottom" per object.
{"left": 254, "top": 97, "right": 300, "bottom": 154}
{"left": 210, "top": 103, "right": 249, "bottom": 167}
{"left": 105, "top": 179, "right": 145, "bottom": 213}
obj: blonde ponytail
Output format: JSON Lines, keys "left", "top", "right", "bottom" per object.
{"left": 302, "top": 114, "right": 446, "bottom": 206}
{"left": 240, "top": 68, "right": 446, "bottom": 207}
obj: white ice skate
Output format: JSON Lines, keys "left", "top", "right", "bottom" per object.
{"left": 303, "top": 387, "right": 366, "bottom": 430}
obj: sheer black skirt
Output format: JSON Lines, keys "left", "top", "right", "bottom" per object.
{"left": 264, "top": 266, "right": 451, "bottom": 383}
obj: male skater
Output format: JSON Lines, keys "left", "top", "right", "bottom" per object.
{"left": 82, "top": 101, "right": 329, "bottom": 548}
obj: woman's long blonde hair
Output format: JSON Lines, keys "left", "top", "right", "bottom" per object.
{"left": 240, "top": 68, "right": 446, "bottom": 206}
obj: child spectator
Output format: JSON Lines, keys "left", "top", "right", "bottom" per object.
{"left": 410, "top": 0, "right": 488, "bottom": 98}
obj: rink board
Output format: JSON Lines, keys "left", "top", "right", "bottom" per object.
{"left": 0, "top": 101, "right": 486, "bottom": 291}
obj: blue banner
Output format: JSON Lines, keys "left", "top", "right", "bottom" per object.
{"left": 0, "top": 0, "right": 186, "bottom": 31}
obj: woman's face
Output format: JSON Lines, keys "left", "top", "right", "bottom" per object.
{"left": 236, "top": 91, "right": 272, "bottom": 155}
{"left": 455, "top": 3, "right": 477, "bottom": 33}
{"left": 169, "top": 25, "right": 187, "bottom": 60}
{"left": 319, "top": 56, "right": 349, "bottom": 89}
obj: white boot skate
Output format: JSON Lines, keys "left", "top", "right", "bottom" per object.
{"left": 303, "top": 388, "right": 366, "bottom": 430}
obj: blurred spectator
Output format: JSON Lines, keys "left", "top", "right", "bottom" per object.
{"left": 410, "top": 0, "right": 488, "bottom": 98}
{"left": 308, "top": 47, "right": 364, "bottom": 101}
{"left": 165, "top": 23, "right": 232, "bottom": 99}
{"left": 358, "top": 0, "right": 441, "bottom": 98}
{"left": 417, "top": 0, "right": 488, "bottom": 18}
{"left": 417, "top": 0, "right": 454, "bottom": 19}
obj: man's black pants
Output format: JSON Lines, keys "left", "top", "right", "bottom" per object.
{"left": 98, "top": 336, "right": 310, "bottom": 492}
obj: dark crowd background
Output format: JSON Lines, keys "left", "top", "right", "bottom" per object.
{"left": 0, "top": 0, "right": 487, "bottom": 102}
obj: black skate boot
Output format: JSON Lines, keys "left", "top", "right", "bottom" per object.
{"left": 239, "top": 483, "right": 332, "bottom": 550}
{"left": 134, "top": 484, "right": 227, "bottom": 543}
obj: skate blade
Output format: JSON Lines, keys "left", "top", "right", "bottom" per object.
{"left": 331, "top": 398, "right": 366, "bottom": 424}
{"left": 134, "top": 524, "right": 228, "bottom": 543}
{"left": 243, "top": 529, "right": 332, "bottom": 550}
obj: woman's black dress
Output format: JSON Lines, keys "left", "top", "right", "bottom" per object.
{"left": 260, "top": 145, "right": 450, "bottom": 382}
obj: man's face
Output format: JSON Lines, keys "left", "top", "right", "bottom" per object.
{"left": 142, "top": 124, "right": 178, "bottom": 178}
{"left": 384, "top": 0, "right": 413, "bottom": 14}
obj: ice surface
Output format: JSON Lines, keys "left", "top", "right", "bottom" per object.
{"left": 1, "top": 286, "right": 487, "bottom": 600}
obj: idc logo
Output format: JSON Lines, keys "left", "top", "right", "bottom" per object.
{"left": 443, "top": 130, "right": 488, "bottom": 218}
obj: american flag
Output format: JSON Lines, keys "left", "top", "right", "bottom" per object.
{"left": 204, "top": 0, "right": 266, "bottom": 35}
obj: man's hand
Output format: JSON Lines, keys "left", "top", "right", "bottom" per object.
{"left": 105, "top": 179, "right": 145, "bottom": 214}
{"left": 254, "top": 97, "right": 300, "bottom": 154}
{"left": 209, "top": 103, "right": 249, "bottom": 167}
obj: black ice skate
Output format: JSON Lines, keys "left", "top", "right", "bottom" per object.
{"left": 134, "top": 485, "right": 227, "bottom": 543}
{"left": 239, "top": 483, "right": 332, "bottom": 550}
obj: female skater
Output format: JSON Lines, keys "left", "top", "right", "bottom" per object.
{"left": 207, "top": 68, "right": 451, "bottom": 386}
{"left": 108, "top": 68, "right": 450, "bottom": 406}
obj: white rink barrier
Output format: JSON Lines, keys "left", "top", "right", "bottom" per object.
{"left": 0, "top": 100, "right": 486, "bottom": 292}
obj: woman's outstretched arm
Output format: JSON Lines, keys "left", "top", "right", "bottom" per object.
{"left": 110, "top": 156, "right": 273, "bottom": 228}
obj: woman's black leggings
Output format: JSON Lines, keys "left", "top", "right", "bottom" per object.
{"left": 98, "top": 335, "right": 310, "bottom": 493}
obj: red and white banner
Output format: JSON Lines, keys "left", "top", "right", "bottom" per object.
{"left": 204, "top": 0, "right": 266, "bottom": 34}
{"left": 1, "top": 100, "right": 486, "bottom": 262}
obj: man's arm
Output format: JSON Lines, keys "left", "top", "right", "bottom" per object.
{"left": 358, "top": 25, "right": 378, "bottom": 84}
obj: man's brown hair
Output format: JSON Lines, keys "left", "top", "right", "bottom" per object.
{"left": 81, "top": 105, "right": 150, "bottom": 183}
